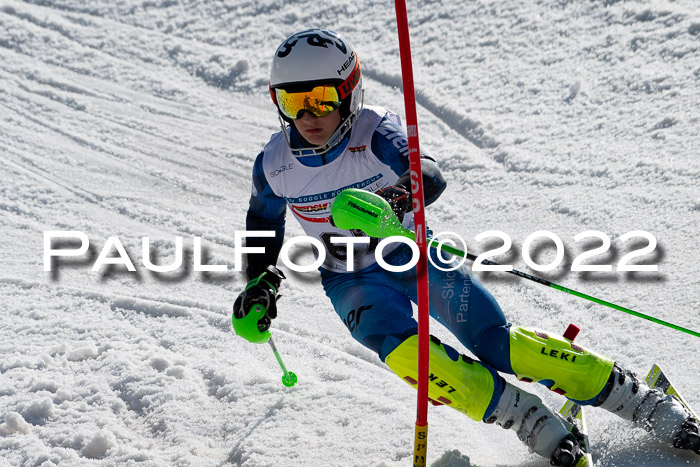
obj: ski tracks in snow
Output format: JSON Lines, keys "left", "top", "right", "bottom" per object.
{"left": 0, "top": 276, "right": 408, "bottom": 465}
{"left": 1, "top": 0, "right": 698, "bottom": 465}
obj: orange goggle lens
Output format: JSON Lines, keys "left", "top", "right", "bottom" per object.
{"left": 275, "top": 85, "right": 341, "bottom": 119}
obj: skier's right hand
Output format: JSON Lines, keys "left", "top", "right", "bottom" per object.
{"left": 232, "top": 265, "right": 286, "bottom": 344}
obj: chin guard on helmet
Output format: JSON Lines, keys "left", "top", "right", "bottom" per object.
{"left": 277, "top": 100, "right": 363, "bottom": 158}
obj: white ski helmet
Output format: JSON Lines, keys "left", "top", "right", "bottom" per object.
{"left": 269, "top": 28, "right": 364, "bottom": 156}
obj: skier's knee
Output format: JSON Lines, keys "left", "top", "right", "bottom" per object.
{"left": 509, "top": 326, "right": 614, "bottom": 402}
{"left": 358, "top": 328, "right": 417, "bottom": 362}
{"left": 385, "top": 334, "right": 501, "bottom": 421}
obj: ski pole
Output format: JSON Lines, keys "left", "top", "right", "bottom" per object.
{"left": 330, "top": 188, "right": 700, "bottom": 339}
{"left": 431, "top": 241, "right": 700, "bottom": 338}
{"left": 268, "top": 336, "right": 297, "bottom": 387}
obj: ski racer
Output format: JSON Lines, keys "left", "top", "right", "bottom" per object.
{"left": 233, "top": 28, "right": 700, "bottom": 465}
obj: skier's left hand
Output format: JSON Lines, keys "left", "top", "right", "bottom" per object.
{"left": 376, "top": 185, "right": 412, "bottom": 222}
{"left": 232, "top": 265, "right": 285, "bottom": 344}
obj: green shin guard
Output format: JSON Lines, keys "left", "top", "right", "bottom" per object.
{"left": 509, "top": 326, "right": 615, "bottom": 401}
{"left": 385, "top": 335, "right": 495, "bottom": 421}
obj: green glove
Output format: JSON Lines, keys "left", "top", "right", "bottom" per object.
{"left": 232, "top": 266, "right": 286, "bottom": 344}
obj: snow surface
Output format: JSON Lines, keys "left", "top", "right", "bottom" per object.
{"left": 1, "top": 0, "right": 699, "bottom": 466}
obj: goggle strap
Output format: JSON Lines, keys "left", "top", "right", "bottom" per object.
{"left": 269, "top": 84, "right": 277, "bottom": 105}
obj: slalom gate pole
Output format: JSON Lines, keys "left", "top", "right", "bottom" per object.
{"left": 393, "top": 1, "right": 430, "bottom": 465}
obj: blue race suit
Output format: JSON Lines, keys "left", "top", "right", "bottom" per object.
{"left": 246, "top": 106, "right": 513, "bottom": 418}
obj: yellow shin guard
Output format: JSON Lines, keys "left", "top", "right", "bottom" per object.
{"left": 509, "top": 326, "right": 614, "bottom": 401}
{"left": 385, "top": 335, "right": 495, "bottom": 421}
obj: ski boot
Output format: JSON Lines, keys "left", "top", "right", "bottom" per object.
{"left": 596, "top": 364, "right": 700, "bottom": 454}
{"left": 485, "top": 382, "right": 585, "bottom": 466}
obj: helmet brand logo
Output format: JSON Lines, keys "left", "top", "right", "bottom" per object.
{"left": 339, "top": 61, "right": 361, "bottom": 99}
{"left": 337, "top": 51, "right": 355, "bottom": 76}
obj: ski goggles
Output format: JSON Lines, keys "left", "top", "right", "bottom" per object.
{"left": 273, "top": 85, "right": 342, "bottom": 120}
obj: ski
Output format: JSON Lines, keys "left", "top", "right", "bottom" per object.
{"left": 559, "top": 400, "right": 594, "bottom": 466}
{"left": 645, "top": 364, "right": 698, "bottom": 419}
